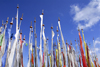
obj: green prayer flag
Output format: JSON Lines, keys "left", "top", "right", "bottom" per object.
{"left": 0, "top": 34, "right": 4, "bottom": 46}
{"left": 26, "top": 43, "right": 28, "bottom": 46}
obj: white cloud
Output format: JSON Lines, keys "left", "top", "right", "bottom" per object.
{"left": 94, "top": 37, "right": 100, "bottom": 46}
{"left": 95, "top": 48, "right": 100, "bottom": 52}
{"left": 71, "top": 0, "right": 100, "bottom": 30}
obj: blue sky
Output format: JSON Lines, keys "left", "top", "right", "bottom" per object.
{"left": 0, "top": 0, "right": 100, "bottom": 66}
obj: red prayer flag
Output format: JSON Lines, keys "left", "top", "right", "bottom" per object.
{"left": 42, "top": 52, "right": 44, "bottom": 67}
{"left": 78, "top": 32, "right": 88, "bottom": 67}
{"left": 94, "top": 60, "right": 97, "bottom": 67}
{"left": 0, "top": 46, "right": 1, "bottom": 51}
{"left": 31, "top": 53, "right": 34, "bottom": 64}
{"left": 21, "top": 53, "right": 24, "bottom": 67}
{"left": 79, "top": 55, "right": 82, "bottom": 67}
{"left": 20, "top": 34, "right": 23, "bottom": 48}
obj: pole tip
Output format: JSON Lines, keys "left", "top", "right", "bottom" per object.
{"left": 20, "top": 14, "right": 23, "bottom": 20}
{"left": 10, "top": 18, "right": 14, "bottom": 25}
{"left": 78, "top": 27, "right": 80, "bottom": 32}
{"left": 56, "top": 26, "right": 58, "bottom": 32}
{"left": 17, "top": 4, "right": 19, "bottom": 8}
{"left": 51, "top": 25, "right": 53, "bottom": 29}
{"left": 58, "top": 17, "right": 60, "bottom": 21}
{"left": 42, "top": 24, "right": 45, "bottom": 26}
{"left": 20, "top": 30, "right": 22, "bottom": 34}
{"left": 23, "top": 35, "right": 25, "bottom": 40}
{"left": 70, "top": 40, "right": 72, "bottom": 45}
{"left": 81, "top": 29, "right": 83, "bottom": 31}
{"left": 30, "top": 21, "right": 33, "bottom": 28}
{"left": 66, "top": 40, "right": 67, "bottom": 42}
{"left": 34, "top": 17, "right": 36, "bottom": 23}
{"left": 42, "top": 10, "right": 44, "bottom": 15}
{"left": 2, "top": 20, "right": 3, "bottom": 26}
{"left": 31, "top": 28, "right": 33, "bottom": 32}
{"left": 47, "top": 37, "right": 49, "bottom": 40}
{"left": 75, "top": 39, "right": 76, "bottom": 42}
{"left": 6, "top": 17, "right": 9, "bottom": 23}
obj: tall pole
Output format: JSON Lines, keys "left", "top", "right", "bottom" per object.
{"left": 2, "top": 17, "right": 9, "bottom": 56}
{"left": 75, "top": 39, "right": 78, "bottom": 61}
{"left": 40, "top": 10, "right": 44, "bottom": 67}
{"left": 93, "top": 37, "right": 96, "bottom": 60}
{"left": 27, "top": 21, "right": 33, "bottom": 67}
{"left": 5, "top": 17, "right": 13, "bottom": 67}
{"left": 47, "top": 38, "right": 49, "bottom": 67}
{"left": 58, "top": 18, "right": 67, "bottom": 66}
{"left": 56, "top": 26, "right": 59, "bottom": 67}
{"left": 51, "top": 26, "right": 54, "bottom": 67}
{"left": 34, "top": 18, "right": 38, "bottom": 67}
{"left": 16, "top": 4, "right": 19, "bottom": 33}
{"left": 16, "top": 13, "right": 23, "bottom": 67}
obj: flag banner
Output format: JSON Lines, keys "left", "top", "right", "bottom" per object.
{"left": 31, "top": 51, "right": 34, "bottom": 65}
{"left": 43, "top": 26, "right": 47, "bottom": 67}
{"left": 51, "top": 29, "right": 55, "bottom": 67}
{"left": 62, "top": 52, "right": 66, "bottom": 67}
{"left": 82, "top": 30, "right": 88, "bottom": 64}
{"left": 8, "top": 29, "right": 19, "bottom": 67}
{"left": 2, "top": 38, "right": 8, "bottom": 67}
{"left": 56, "top": 49, "right": 59, "bottom": 67}
{"left": 27, "top": 29, "right": 31, "bottom": 67}
{"left": 1, "top": 25, "right": 7, "bottom": 56}
{"left": 52, "top": 30, "right": 55, "bottom": 39}
{"left": 26, "top": 43, "right": 28, "bottom": 46}
{"left": 40, "top": 13, "right": 43, "bottom": 67}
{"left": 50, "top": 55, "right": 51, "bottom": 67}
{"left": 79, "top": 55, "right": 82, "bottom": 67}
{"left": 87, "top": 45, "right": 91, "bottom": 67}
{"left": 58, "top": 20, "right": 67, "bottom": 66}
{"left": 42, "top": 52, "right": 44, "bottom": 67}
{"left": 78, "top": 32, "right": 87, "bottom": 67}
{"left": 58, "top": 43, "right": 62, "bottom": 67}
{"left": 94, "top": 60, "right": 97, "bottom": 67}
{"left": 0, "top": 33, "right": 4, "bottom": 50}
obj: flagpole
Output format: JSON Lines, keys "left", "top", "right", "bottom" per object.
{"left": 8, "top": 4, "right": 21, "bottom": 67}
{"left": 1, "top": 17, "right": 9, "bottom": 56}
{"left": 16, "top": 5, "right": 19, "bottom": 67}
{"left": 5, "top": 17, "right": 13, "bottom": 67}
{"left": 0, "top": 17, "right": 9, "bottom": 67}
{"left": 39, "top": 10, "right": 44, "bottom": 67}
{"left": 17, "top": 13, "right": 23, "bottom": 67}
{"left": 56, "top": 26, "right": 62, "bottom": 67}
{"left": 19, "top": 14, "right": 23, "bottom": 30}
{"left": 46, "top": 38, "right": 49, "bottom": 67}
{"left": 42, "top": 24, "right": 47, "bottom": 67}
{"left": 56, "top": 26, "right": 59, "bottom": 67}
{"left": 74, "top": 39, "right": 79, "bottom": 67}
{"left": 34, "top": 18, "right": 38, "bottom": 67}
{"left": 27, "top": 21, "right": 33, "bottom": 67}
{"left": 58, "top": 18, "right": 67, "bottom": 67}
{"left": 51, "top": 26, "right": 54, "bottom": 67}
{"left": 78, "top": 28, "right": 88, "bottom": 67}
{"left": 0, "top": 21, "right": 4, "bottom": 67}
{"left": 16, "top": 4, "right": 19, "bottom": 33}
{"left": 66, "top": 41, "right": 70, "bottom": 67}
{"left": 81, "top": 29, "right": 88, "bottom": 66}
